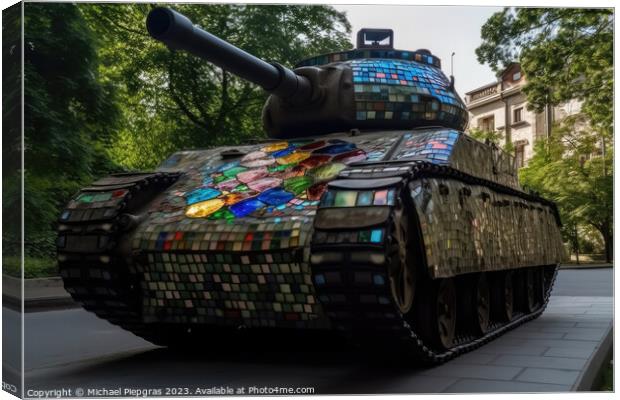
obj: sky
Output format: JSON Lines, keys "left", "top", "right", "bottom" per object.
{"left": 333, "top": 5, "right": 503, "bottom": 97}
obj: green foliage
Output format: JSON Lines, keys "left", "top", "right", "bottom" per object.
{"left": 476, "top": 8, "right": 613, "bottom": 135}
{"left": 14, "top": 3, "right": 351, "bottom": 260}
{"left": 519, "top": 115, "right": 613, "bottom": 262}
{"left": 2, "top": 256, "right": 58, "bottom": 279}
{"left": 478, "top": 8, "right": 613, "bottom": 261}
{"left": 79, "top": 3, "right": 352, "bottom": 169}
{"left": 468, "top": 127, "right": 504, "bottom": 145}
{"left": 468, "top": 127, "right": 514, "bottom": 155}
{"left": 15, "top": 3, "right": 121, "bottom": 257}
{"left": 3, "top": 4, "right": 23, "bottom": 258}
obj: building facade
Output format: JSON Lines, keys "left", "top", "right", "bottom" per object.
{"left": 464, "top": 63, "right": 581, "bottom": 168}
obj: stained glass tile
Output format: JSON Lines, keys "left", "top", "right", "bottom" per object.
{"left": 237, "top": 167, "right": 268, "bottom": 183}
{"left": 222, "top": 192, "right": 254, "bottom": 206}
{"left": 276, "top": 151, "right": 310, "bottom": 165}
{"left": 356, "top": 191, "right": 374, "bottom": 206}
{"left": 258, "top": 188, "right": 295, "bottom": 206}
{"left": 240, "top": 158, "right": 276, "bottom": 168}
{"left": 222, "top": 166, "right": 247, "bottom": 178}
{"left": 333, "top": 149, "right": 367, "bottom": 164}
{"left": 229, "top": 198, "right": 265, "bottom": 217}
{"left": 314, "top": 143, "right": 356, "bottom": 155}
{"left": 283, "top": 176, "right": 314, "bottom": 195}
{"left": 308, "top": 163, "right": 346, "bottom": 182}
{"left": 272, "top": 146, "right": 296, "bottom": 158}
{"left": 247, "top": 177, "right": 282, "bottom": 192}
{"left": 373, "top": 190, "right": 388, "bottom": 205}
{"left": 185, "top": 187, "right": 221, "bottom": 205}
{"left": 334, "top": 191, "right": 357, "bottom": 207}
{"left": 261, "top": 142, "right": 289, "bottom": 153}
{"left": 299, "top": 155, "right": 331, "bottom": 169}
{"left": 216, "top": 179, "right": 240, "bottom": 192}
{"left": 186, "top": 199, "right": 225, "bottom": 218}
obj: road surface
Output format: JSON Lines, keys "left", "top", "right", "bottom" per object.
{"left": 5, "top": 268, "right": 613, "bottom": 395}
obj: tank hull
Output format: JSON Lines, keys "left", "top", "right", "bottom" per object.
{"left": 57, "top": 128, "right": 563, "bottom": 363}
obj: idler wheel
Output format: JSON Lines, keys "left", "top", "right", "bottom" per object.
{"left": 388, "top": 211, "right": 415, "bottom": 314}
{"left": 491, "top": 270, "right": 514, "bottom": 322}
{"left": 416, "top": 278, "right": 457, "bottom": 350}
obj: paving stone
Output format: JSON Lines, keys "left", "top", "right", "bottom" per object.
{"left": 543, "top": 347, "right": 594, "bottom": 359}
{"left": 475, "top": 344, "right": 548, "bottom": 357}
{"left": 444, "top": 378, "right": 570, "bottom": 393}
{"left": 450, "top": 352, "right": 496, "bottom": 365}
{"left": 420, "top": 363, "right": 523, "bottom": 381}
{"left": 516, "top": 368, "right": 580, "bottom": 386}
{"left": 563, "top": 328, "right": 607, "bottom": 341}
{"left": 491, "top": 355, "right": 587, "bottom": 370}
{"left": 510, "top": 338, "right": 599, "bottom": 350}
{"left": 527, "top": 320, "right": 577, "bottom": 329}
{"left": 575, "top": 321, "right": 612, "bottom": 328}
{"left": 505, "top": 331, "right": 565, "bottom": 340}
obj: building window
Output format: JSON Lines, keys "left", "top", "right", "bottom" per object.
{"left": 513, "top": 71, "right": 521, "bottom": 81}
{"left": 478, "top": 115, "right": 495, "bottom": 132}
{"left": 515, "top": 144, "right": 525, "bottom": 168}
{"left": 513, "top": 107, "right": 523, "bottom": 123}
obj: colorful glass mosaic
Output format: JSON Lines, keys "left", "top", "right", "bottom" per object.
{"left": 133, "top": 128, "right": 558, "bottom": 329}
{"left": 351, "top": 59, "right": 467, "bottom": 128}
{"left": 295, "top": 49, "right": 442, "bottom": 68}
{"left": 169, "top": 139, "right": 376, "bottom": 220}
{"left": 394, "top": 129, "right": 459, "bottom": 163}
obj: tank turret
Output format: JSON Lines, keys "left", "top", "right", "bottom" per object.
{"left": 146, "top": 7, "right": 468, "bottom": 138}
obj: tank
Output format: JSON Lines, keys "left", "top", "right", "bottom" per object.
{"left": 56, "top": 7, "right": 564, "bottom": 364}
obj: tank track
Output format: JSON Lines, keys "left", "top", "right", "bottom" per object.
{"left": 57, "top": 172, "right": 183, "bottom": 344}
{"left": 312, "top": 160, "right": 561, "bottom": 365}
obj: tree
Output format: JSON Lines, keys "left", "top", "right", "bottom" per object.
{"left": 476, "top": 8, "right": 613, "bottom": 136}
{"left": 477, "top": 8, "right": 613, "bottom": 262}
{"left": 21, "top": 3, "right": 120, "bottom": 257}
{"left": 519, "top": 115, "right": 613, "bottom": 262}
{"left": 79, "top": 4, "right": 352, "bottom": 169}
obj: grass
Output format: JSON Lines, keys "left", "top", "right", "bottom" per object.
{"left": 2, "top": 256, "right": 58, "bottom": 279}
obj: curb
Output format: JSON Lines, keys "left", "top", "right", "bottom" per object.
{"left": 3, "top": 275, "right": 78, "bottom": 313}
{"left": 3, "top": 294, "right": 79, "bottom": 313}
{"left": 560, "top": 264, "right": 613, "bottom": 270}
{"left": 572, "top": 324, "right": 614, "bottom": 391}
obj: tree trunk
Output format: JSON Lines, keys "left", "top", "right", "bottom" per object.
{"left": 575, "top": 247, "right": 580, "bottom": 265}
{"left": 597, "top": 219, "right": 613, "bottom": 263}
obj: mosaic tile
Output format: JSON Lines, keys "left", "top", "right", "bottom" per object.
{"left": 350, "top": 59, "right": 467, "bottom": 128}
{"left": 296, "top": 49, "right": 442, "bottom": 68}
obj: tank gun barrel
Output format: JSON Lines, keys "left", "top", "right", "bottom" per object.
{"left": 146, "top": 7, "right": 312, "bottom": 101}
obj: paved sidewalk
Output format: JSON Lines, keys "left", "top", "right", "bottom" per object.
{"left": 420, "top": 296, "right": 613, "bottom": 393}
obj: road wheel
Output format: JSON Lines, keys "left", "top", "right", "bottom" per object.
{"left": 491, "top": 270, "right": 514, "bottom": 322}
{"left": 524, "top": 268, "right": 538, "bottom": 313}
{"left": 387, "top": 207, "right": 415, "bottom": 314}
{"left": 474, "top": 273, "right": 491, "bottom": 334}
{"left": 416, "top": 278, "right": 457, "bottom": 350}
